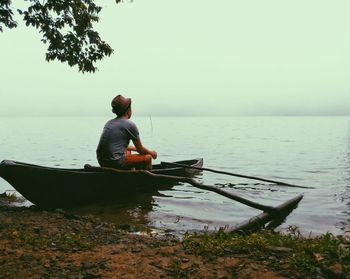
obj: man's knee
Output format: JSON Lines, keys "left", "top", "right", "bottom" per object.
{"left": 145, "top": 154, "right": 152, "bottom": 161}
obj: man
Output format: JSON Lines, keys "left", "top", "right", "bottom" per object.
{"left": 96, "top": 95, "right": 157, "bottom": 170}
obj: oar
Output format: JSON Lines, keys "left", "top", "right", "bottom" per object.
{"left": 161, "top": 161, "right": 314, "bottom": 189}
{"left": 86, "top": 165, "right": 289, "bottom": 214}
{"left": 228, "top": 194, "right": 303, "bottom": 233}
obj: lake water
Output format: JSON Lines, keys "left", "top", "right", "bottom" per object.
{"left": 0, "top": 116, "right": 349, "bottom": 236}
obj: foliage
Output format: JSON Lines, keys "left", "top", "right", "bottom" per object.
{"left": 169, "top": 258, "right": 198, "bottom": 279}
{"left": 0, "top": 0, "right": 17, "bottom": 31}
{"left": 0, "top": 0, "right": 123, "bottom": 73}
{"left": 183, "top": 226, "right": 350, "bottom": 278}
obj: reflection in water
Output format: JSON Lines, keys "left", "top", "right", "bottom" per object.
{"left": 215, "top": 182, "right": 281, "bottom": 192}
{"left": 68, "top": 191, "right": 158, "bottom": 229}
{"left": 67, "top": 176, "right": 202, "bottom": 232}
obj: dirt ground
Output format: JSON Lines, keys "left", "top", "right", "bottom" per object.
{"left": 0, "top": 204, "right": 286, "bottom": 279}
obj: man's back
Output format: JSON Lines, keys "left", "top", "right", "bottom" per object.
{"left": 96, "top": 118, "right": 139, "bottom": 162}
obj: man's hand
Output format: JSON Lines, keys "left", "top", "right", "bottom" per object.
{"left": 132, "top": 138, "right": 157, "bottom": 159}
{"left": 150, "top": 151, "right": 157, "bottom": 160}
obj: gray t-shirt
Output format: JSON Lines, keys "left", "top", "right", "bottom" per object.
{"left": 96, "top": 118, "right": 139, "bottom": 161}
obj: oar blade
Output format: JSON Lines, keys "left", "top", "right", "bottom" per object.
{"left": 227, "top": 194, "right": 303, "bottom": 234}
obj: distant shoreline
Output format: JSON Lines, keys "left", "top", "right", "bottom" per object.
{"left": 0, "top": 114, "right": 350, "bottom": 118}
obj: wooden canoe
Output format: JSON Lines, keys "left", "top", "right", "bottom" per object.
{"left": 0, "top": 158, "right": 203, "bottom": 208}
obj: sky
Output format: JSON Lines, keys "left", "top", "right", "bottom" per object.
{"left": 0, "top": 0, "right": 349, "bottom": 116}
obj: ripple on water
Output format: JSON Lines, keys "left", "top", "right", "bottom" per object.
{"left": 0, "top": 116, "right": 350, "bottom": 235}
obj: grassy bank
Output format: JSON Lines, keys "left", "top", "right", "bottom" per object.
{"left": 184, "top": 227, "right": 350, "bottom": 278}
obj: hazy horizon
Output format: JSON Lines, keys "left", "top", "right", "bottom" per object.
{"left": 0, "top": 0, "right": 349, "bottom": 117}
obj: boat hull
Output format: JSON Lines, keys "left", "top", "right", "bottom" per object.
{"left": 0, "top": 159, "right": 203, "bottom": 208}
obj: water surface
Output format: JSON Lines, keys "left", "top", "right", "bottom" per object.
{"left": 0, "top": 116, "right": 349, "bottom": 236}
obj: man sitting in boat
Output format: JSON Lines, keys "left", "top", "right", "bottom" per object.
{"left": 96, "top": 95, "right": 157, "bottom": 170}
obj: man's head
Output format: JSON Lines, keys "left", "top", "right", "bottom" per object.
{"left": 111, "top": 95, "right": 132, "bottom": 118}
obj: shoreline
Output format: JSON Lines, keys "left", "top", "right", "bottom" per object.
{"left": 1, "top": 200, "right": 349, "bottom": 278}
{"left": 0, "top": 205, "right": 278, "bottom": 279}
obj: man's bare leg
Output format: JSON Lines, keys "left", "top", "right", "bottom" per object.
{"left": 123, "top": 154, "right": 152, "bottom": 170}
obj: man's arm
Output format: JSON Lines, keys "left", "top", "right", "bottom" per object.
{"left": 127, "top": 145, "right": 137, "bottom": 152}
{"left": 132, "top": 138, "right": 157, "bottom": 159}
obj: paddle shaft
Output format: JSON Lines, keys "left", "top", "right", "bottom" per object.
{"left": 161, "top": 161, "right": 314, "bottom": 189}
{"left": 91, "top": 166, "right": 278, "bottom": 213}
